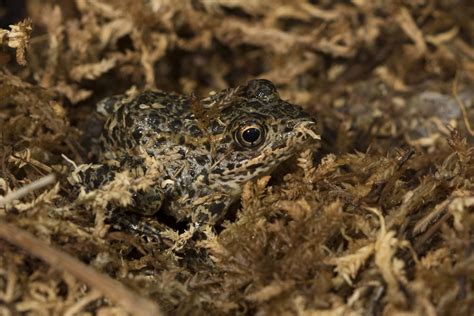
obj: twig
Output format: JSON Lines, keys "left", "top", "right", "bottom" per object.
{"left": 0, "top": 174, "right": 56, "bottom": 206}
{"left": 0, "top": 222, "right": 162, "bottom": 316}
{"left": 452, "top": 71, "right": 474, "bottom": 136}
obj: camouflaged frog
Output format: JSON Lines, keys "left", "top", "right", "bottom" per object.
{"left": 85, "top": 79, "right": 320, "bottom": 226}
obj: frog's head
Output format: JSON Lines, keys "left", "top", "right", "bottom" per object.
{"left": 208, "top": 79, "right": 320, "bottom": 191}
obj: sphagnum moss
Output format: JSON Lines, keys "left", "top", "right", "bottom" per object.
{"left": 0, "top": 1, "right": 473, "bottom": 315}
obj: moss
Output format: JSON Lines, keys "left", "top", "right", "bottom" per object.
{"left": 0, "top": 1, "right": 473, "bottom": 315}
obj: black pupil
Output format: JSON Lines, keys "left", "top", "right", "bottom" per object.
{"left": 242, "top": 127, "right": 261, "bottom": 143}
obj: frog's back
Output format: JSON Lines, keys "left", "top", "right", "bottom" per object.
{"left": 99, "top": 90, "right": 213, "bottom": 200}
{"left": 100, "top": 91, "right": 201, "bottom": 154}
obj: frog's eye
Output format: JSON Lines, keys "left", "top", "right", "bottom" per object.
{"left": 236, "top": 123, "right": 265, "bottom": 148}
{"left": 246, "top": 79, "right": 279, "bottom": 102}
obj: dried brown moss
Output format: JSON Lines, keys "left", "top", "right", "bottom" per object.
{"left": 0, "top": 0, "right": 473, "bottom": 315}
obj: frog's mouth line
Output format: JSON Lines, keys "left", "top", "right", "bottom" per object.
{"left": 250, "top": 120, "right": 320, "bottom": 171}
{"left": 213, "top": 120, "right": 320, "bottom": 181}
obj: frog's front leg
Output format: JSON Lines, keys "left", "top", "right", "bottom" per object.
{"left": 164, "top": 192, "right": 233, "bottom": 252}
{"left": 190, "top": 192, "right": 234, "bottom": 227}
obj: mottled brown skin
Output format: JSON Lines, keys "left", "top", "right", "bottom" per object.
{"left": 91, "top": 79, "right": 320, "bottom": 226}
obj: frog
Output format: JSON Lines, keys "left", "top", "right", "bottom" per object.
{"left": 80, "top": 79, "right": 320, "bottom": 228}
